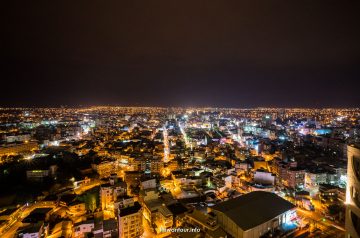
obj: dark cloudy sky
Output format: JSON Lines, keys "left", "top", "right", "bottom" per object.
{"left": 1, "top": 1, "right": 360, "bottom": 107}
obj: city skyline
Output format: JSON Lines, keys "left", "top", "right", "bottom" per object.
{"left": 2, "top": 1, "right": 360, "bottom": 237}
{"left": 0, "top": 106, "right": 357, "bottom": 237}
{"left": 1, "top": 106, "right": 360, "bottom": 110}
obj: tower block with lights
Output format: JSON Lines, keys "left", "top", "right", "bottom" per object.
{"left": 345, "top": 144, "right": 360, "bottom": 238}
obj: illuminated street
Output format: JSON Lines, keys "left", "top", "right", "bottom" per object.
{"left": 1, "top": 203, "right": 55, "bottom": 238}
{"left": 162, "top": 126, "right": 170, "bottom": 163}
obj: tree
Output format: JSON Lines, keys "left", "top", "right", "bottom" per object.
{"left": 327, "top": 204, "right": 343, "bottom": 215}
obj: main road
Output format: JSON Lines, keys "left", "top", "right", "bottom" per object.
{"left": 0, "top": 202, "right": 55, "bottom": 238}
{"left": 296, "top": 208, "right": 345, "bottom": 238}
{"left": 163, "top": 125, "right": 170, "bottom": 163}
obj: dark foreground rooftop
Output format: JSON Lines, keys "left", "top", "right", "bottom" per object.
{"left": 212, "top": 191, "right": 295, "bottom": 231}
{"left": 119, "top": 202, "right": 141, "bottom": 217}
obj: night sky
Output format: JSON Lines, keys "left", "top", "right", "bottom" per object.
{"left": 1, "top": 1, "right": 360, "bottom": 108}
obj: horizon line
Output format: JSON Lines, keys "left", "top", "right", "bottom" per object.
{"left": 0, "top": 106, "right": 359, "bottom": 110}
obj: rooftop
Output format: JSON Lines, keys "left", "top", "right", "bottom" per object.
{"left": 75, "top": 219, "right": 94, "bottom": 226}
{"left": 349, "top": 143, "right": 360, "bottom": 150}
{"left": 119, "top": 202, "right": 142, "bottom": 217}
{"left": 103, "top": 219, "right": 117, "bottom": 232}
{"left": 167, "top": 203, "right": 188, "bottom": 216}
{"left": 212, "top": 191, "right": 295, "bottom": 231}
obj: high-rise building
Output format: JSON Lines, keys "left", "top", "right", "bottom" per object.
{"left": 345, "top": 144, "right": 360, "bottom": 238}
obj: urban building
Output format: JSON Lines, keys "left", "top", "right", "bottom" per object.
{"left": 345, "top": 144, "right": 360, "bottom": 238}
{"left": 211, "top": 191, "right": 296, "bottom": 238}
{"left": 74, "top": 220, "right": 94, "bottom": 238}
{"left": 284, "top": 168, "right": 305, "bottom": 189}
{"left": 185, "top": 209, "right": 227, "bottom": 238}
{"left": 26, "top": 170, "right": 49, "bottom": 180}
{"left": 253, "top": 169, "right": 275, "bottom": 185}
{"left": 118, "top": 202, "right": 143, "bottom": 238}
